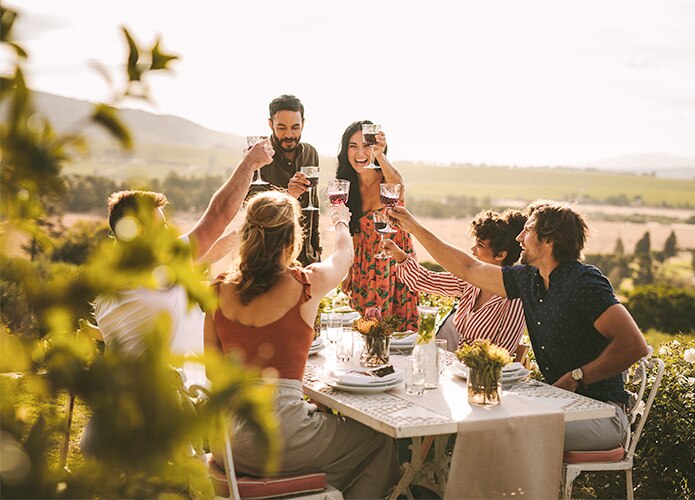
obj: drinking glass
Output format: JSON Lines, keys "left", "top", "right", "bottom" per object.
{"left": 361, "top": 123, "right": 381, "bottom": 169}
{"left": 436, "top": 338, "right": 448, "bottom": 375}
{"left": 378, "top": 183, "right": 400, "bottom": 233}
{"left": 405, "top": 355, "right": 425, "bottom": 396}
{"left": 246, "top": 136, "right": 269, "bottom": 185}
{"left": 373, "top": 210, "right": 391, "bottom": 260}
{"left": 326, "top": 313, "right": 342, "bottom": 344}
{"left": 300, "top": 166, "right": 320, "bottom": 211}
{"left": 335, "top": 327, "right": 354, "bottom": 363}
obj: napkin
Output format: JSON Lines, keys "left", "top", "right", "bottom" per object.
{"left": 328, "top": 369, "right": 400, "bottom": 386}
{"left": 390, "top": 332, "right": 417, "bottom": 345}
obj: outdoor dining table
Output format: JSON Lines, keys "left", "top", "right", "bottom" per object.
{"left": 303, "top": 337, "right": 615, "bottom": 499}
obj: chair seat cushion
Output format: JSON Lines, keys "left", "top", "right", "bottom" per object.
{"left": 563, "top": 446, "right": 625, "bottom": 464}
{"left": 206, "top": 454, "right": 327, "bottom": 499}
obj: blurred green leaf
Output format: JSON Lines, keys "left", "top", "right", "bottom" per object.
{"left": 121, "top": 27, "right": 141, "bottom": 82}
{"left": 0, "top": 5, "right": 18, "bottom": 42}
{"left": 8, "top": 41, "right": 28, "bottom": 58}
{"left": 91, "top": 103, "right": 133, "bottom": 150}
{"left": 150, "top": 38, "right": 179, "bottom": 70}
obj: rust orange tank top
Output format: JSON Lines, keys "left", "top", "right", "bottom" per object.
{"left": 212, "top": 268, "right": 313, "bottom": 380}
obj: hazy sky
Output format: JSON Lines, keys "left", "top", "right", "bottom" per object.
{"left": 5, "top": 0, "right": 695, "bottom": 166}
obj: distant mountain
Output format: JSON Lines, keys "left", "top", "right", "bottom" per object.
{"left": 581, "top": 153, "right": 695, "bottom": 180}
{"left": 32, "top": 91, "right": 246, "bottom": 150}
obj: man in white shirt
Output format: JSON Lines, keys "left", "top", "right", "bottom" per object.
{"left": 93, "top": 139, "right": 274, "bottom": 365}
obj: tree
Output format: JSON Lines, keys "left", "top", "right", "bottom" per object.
{"left": 0, "top": 6, "right": 276, "bottom": 497}
{"left": 634, "top": 231, "right": 651, "bottom": 255}
{"left": 613, "top": 237, "right": 625, "bottom": 256}
{"left": 663, "top": 230, "right": 678, "bottom": 259}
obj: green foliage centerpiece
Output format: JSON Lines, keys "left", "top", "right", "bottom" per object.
{"left": 456, "top": 339, "right": 511, "bottom": 406}
{"left": 354, "top": 307, "right": 396, "bottom": 367}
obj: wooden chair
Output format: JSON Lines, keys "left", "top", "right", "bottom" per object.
{"left": 561, "top": 351, "right": 665, "bottom": 500}
{"left": 513, "top": 343, "right": 531, "bottom": 369}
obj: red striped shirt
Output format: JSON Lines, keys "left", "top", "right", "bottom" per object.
{"left": 395, "top": 256, "right": 526, "bottom": 353}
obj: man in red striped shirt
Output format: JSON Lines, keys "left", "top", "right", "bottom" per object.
{"left": 383, "top": 209, "right": 527, "bottom": 354}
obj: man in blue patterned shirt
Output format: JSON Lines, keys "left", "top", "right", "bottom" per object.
{"left": 388, "top": 200, "right": 649, "bottom": 451}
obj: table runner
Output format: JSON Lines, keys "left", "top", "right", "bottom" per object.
{"left": 444, "top": 408, "right": 564, "bottom": 499}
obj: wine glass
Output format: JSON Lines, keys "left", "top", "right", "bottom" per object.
{"left": 373, "top": 210, "right": 391, "bottom": 260}
{"left": 327, "top": 179, "right": 350, "bottom": 206}
{"left": 300, "top": 166, "right": 320, "bottom": 211}
{"left": 379, "top": 183, "right": 401, "bottom": 233}
{"left": 246, "top": 136, "right": 269, "bottom": 185}
{"left": 361, "top": 123, "right": 381, "bottom": 169}
{"left": 326, "top": 179, "right": 350, "bottom": 232}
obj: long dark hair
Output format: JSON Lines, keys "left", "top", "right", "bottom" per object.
{"left": 335, "top": 120, "right": 388, "bottom": 235}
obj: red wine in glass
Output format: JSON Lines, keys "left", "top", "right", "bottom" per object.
{"left": 328, "top": 192, "right": 348, "bottom": 205}
{"left": 364, "top": 133, "right": 377, "bottom": 146}
{"left": 374, "top": 221, "right": 388, "bottom": 232}
{"left": 306, "top": 176, "right": 319, "bottom": 188}
{"left": 380, "top": 194, "right": 399, "bottom": 207}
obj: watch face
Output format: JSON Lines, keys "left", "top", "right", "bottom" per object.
{"left": 572, "top": 368, "right": 583, "bottom": 381}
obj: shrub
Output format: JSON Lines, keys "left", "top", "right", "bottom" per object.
{"left": 627, "top": 285, "right": 695, "bottom": 334}
{"left": 574, "top": 337, "right": 695, "bottom": 499}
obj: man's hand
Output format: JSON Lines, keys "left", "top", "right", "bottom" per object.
{"left": 387, "top": 206, "right": 418, "bottom": 233}
{"left": 553, "top": 372, "right": 579, "bottom": 392}
{"left": 382, "top": 239, "right": 407, "bottom": 263}
{"left": 245, "top": 138, "right": 275, "bottom": 169}
{"left": 288, "top": 171, "right": 310, "bottom": 199}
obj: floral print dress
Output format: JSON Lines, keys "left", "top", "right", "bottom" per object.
{"left": 346, "top": 208, "right": 419, "bottom": 332}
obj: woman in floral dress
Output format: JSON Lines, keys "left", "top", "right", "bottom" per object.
{"left": 336, "top": 120, "right": 419, "bottom": 331}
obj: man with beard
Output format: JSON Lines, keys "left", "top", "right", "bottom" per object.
{"left": 247, "top": 94, "right": 321, "bottom": 266}
{"left": 387, "top": 200, "right": 649, "bottom": 452}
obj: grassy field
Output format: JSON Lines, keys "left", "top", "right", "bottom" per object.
{"left": 63, "top": 142, "right": 695, "bottom": 208}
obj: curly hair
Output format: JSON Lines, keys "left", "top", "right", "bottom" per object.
{"left": 231, "top": 191, "right": 304, "bottom": 305}
{"left": 526, "top": 200, "right": 588, "bottom": 262}
{"left": 470, "top": 209, "right": 527, "bottom": 266}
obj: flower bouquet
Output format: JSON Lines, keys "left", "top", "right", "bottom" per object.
{"left": 353, "top": 307, "right": 399, "bottom": 367}
{"left": 456, "top": 339, "right": 511, "bottom": 406}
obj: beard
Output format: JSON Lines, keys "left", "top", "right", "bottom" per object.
{"left": 272, "top": 133, "right": 301, "bottom": 153}
{"left": 519, "top": 250, "right": 529, "bottom": 265}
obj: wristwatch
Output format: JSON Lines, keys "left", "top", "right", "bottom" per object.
{"left": 571, "top": 367, "right": 586, "bottom": 388}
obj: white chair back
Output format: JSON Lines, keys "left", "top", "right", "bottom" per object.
{"left": 623, "top": 353, "right": 665, "bottom": 458}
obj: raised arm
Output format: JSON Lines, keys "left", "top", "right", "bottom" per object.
{"left": 305, "top": 204, "right": 354, "bottom": 301}
{"left": 554, "top": 304, "right": 649, "bottom": 391}
{"left": 186, "top": 140, "right": 274, "bottom": 262}
{"left": 388, "top": 206, "right": 507, "bottom": 297}
{"left": 372, "top": 131, "right": 405, "bottom": 192}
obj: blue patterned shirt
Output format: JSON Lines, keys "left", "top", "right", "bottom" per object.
{"left": 502, "top": 260, "right": 627, "bottom": 404}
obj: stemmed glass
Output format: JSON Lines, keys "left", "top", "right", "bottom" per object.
{"left": 373, "top": 210, "right": 392, "bottom": 260}
{"left": 300, "top": 166, "right": 320, "bottom": 211}
{"left": 361, "top": 123, "right": 381, "bottom": 169}
{"left": 326, "top": 179, "right": 350, "bottom": 232}
{"left": 379, "top": 183, "right": 401, "bottom": 233}
{"left": 246, "top": 136, "right": 269, "bottom": 185}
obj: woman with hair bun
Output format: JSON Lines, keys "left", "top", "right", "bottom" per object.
{"left": 383, "top": 209, "right": 527, "bottom": 353}
{"left": 204, "top": 191, "right": 400, "bottom": 499}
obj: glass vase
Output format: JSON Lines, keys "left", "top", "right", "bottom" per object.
{"left": 467, "top": 366, "right": 502, "bottom": 407}
{"left": 360, "top": 335, "right": 390, "bottom": 367}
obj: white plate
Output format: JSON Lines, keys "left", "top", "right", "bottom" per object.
{"left": 502, "top": 362, "right": 525, "bottom": 374}
{"left": 326, "top": 378, "right": 403, "bottom": 394}
{"left": 308, "top": 342, "right": 325, "bottom": 356}
{"left": 451, "top": 363, "right": 529, "bottom": 384}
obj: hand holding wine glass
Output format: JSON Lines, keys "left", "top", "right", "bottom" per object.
{"left": 373, "top": 210, "right": 391, "bottom": 260}
{"left": 288, "top": 171, "right": 310, "bottom": 199}
{"left": 378, "top": 183, "right": 400, "bottom": 233}
{"left": 361, "top": 123, "right": 381, "bottom": 169}
{"left": 246, "top": 136, "right": 271, "bottom": 185}
{"left": 381, "top": 239, "right": 407, "bottom": 263}
{"left": 300, "top": 166, "right": 320, "bottom": 211}
{"left": 385, "top": 205, "right": 417, "bottom": 233}
{"left": 329, "top": 203, "right": 351, "bottom": 230}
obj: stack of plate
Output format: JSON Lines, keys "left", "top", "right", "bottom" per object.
{"left": 390, "top": 332, "right": 417, "bottom": 352}
{"left": 308, "top": 337, "right": 325, "bottom": 356}
{"left": 321, "top": 368, "right": 403, "bottom": 394}
{"left": 501, "top": 362, "right": 530, "bottom": 384}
